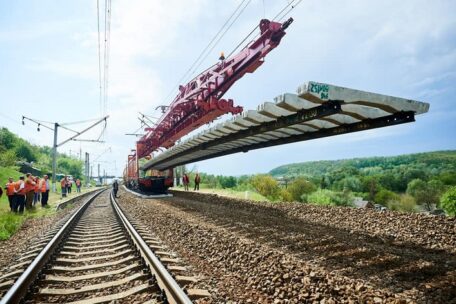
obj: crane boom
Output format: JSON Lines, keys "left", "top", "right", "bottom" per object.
{"left": 136, "top": 18, "right": 293, "bottom": 158}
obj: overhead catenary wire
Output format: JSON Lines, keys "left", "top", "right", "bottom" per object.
{"left": 103, "top": 0, "right": 112, "bottom": 117}
{"left": 97, "top": 0, "right": 102, "bottom": 115}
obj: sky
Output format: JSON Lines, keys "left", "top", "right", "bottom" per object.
{"left": 0, "top": 0, "right": 455, "bottom": 177}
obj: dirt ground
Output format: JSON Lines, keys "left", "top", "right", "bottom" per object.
{"left": 118, "top": 189, "right": 455, "bottom": 304}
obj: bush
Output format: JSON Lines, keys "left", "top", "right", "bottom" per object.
{"left": 287, "top": 177, "right": 317, "bottom": 202}
{"left": 387, "top": 194, "right": 417, "bottom": 212}
{"left": 279, "top": 189, "right": 293, "bottom": 202}
{"left": 440, "top": 186, "right": 456, "bottom": 216}
{"left": 375, "top": 189, "right": 399, "bottom": 206}
{"left": 250, "top": 174, "right": 280, "bottom": 200}
{"left": 0, "top": 150, "right": 17, "bottom": 167}
{"left": 307, "top": 189, "right": 332, "bottom": 205}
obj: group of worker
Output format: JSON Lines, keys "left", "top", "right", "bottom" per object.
{"left": 0, "top": 174, "right": 50, "bottom": 213}
{"left": 60, "top": 176, "right": 82, "bottom": 198}
{"left": 182, "top": 173, "right": 200, "bottom": 191}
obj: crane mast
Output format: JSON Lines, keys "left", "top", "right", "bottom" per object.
{"left": 136, "top": 17, "right": 293, "bottom": 159}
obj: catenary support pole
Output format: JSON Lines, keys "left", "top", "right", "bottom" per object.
{"left": 51, "top": 123, "right": 59, "bottom": 192}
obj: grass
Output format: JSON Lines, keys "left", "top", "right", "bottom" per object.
{"left": 0, "top": 167, "right": 100, "bottom": 240}
{"left": 173, "top": 185, "right": 269, "bottom": 202}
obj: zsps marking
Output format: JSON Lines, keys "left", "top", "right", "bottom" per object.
{"left": 309, "top": 83, "right": 329, "bottom": 100}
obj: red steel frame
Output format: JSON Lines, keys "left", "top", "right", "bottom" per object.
{"left": 126, "top": 18, "right": 293, "bottom": 184}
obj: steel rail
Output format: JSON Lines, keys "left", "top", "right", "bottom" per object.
{"left": 110, "top": 191, "right": 192, "bottom": 304}
{"left": 0, "top": 189, "right": 106, "bottom": 304}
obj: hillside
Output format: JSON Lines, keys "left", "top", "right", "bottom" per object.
{"left": 270, "top": 151, "right": 456, "bottom": 179}
{"left": 0, "top": 127, "right": 83, "bottom": 179}
{"left": 268, "top": 151, "right": 456, "bottom": 212}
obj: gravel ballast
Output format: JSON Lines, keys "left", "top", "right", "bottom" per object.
{"left": 118, "top": 189, "right": 455, "bottom": 303}
{"left": 0, "top": 191, "right": 99, "bottom": 272}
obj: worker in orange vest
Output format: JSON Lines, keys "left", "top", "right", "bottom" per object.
{"left": 24, "top": 173, "right": 36, "bottom": 210}
{"left": 5, "top": 177, "right": 16, "bottom": 212}
{"left": 40, "top": 175, "right": 50, "bottom": 207}
{"left": 15, "top": 176, "right": 26, "bottom": 213}
{"left": 60, "top": 176, "right": 67, "bottom": 198}
{"left": 75, "top": 179, "right": 81, "bottom": 193}
{"left": 33, "top": 176, "right": 41, "bottom": 206}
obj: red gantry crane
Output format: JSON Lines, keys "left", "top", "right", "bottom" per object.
{"left": 125, "top": 18, "right": 293, "bottom": 193}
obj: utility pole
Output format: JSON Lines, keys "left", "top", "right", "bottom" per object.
{"left": 22, "top": 115, "right": 109, "bottom": 192}
{"left": 52, "top": 123, "right": 59, "bottom": 192}
{"left": 98, "top": 164, "right": 101, "bottom": 183}
{"left": 85, "top": 152, "right": 90, "bottom": 187}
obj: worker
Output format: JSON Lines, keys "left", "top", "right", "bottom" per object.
{"left": 24, "top": 173, "right": 36, "bottom": 210}
{"left": 67, "top": 178, "right": 72, "bottom": 194}
{"left": 60, "top": 176, "right": 67, "bottom": 198}
{"left": 15, "top": 176, "right": 26, "bottom": 213}
{"left": 75, "top": 179, "right": 81, "bottom": 193}
{"left": 183, "top": 174, "right": 189, "bottom": 191}
{"left": 112, "top": 179, "right": 119, "bottom": 198}
{"left": 5, "top": 177, "right": 16, "bottom": 212}
{"left": 0, "top": 185, "right": 2, "bottom": 199}
{"left": 33, "top": 176, "right": 41, "bottom": 206}
{"left": 194, "top": 173, "right": 201, "bottom": 191}
{"left": 40, "top": 175, "right": 50, "bottom": 207}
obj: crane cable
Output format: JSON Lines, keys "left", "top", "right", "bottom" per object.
{"left": 158, "top": 0, "right": 252, "bottom": 110}
{"left": 226, "top": 0, "right": 303, "bottom": 59}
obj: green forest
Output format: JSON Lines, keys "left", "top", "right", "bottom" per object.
{"left": 0, "top": 127, "right": 84, "bottom": 179}
{"left": 187, "top": 151, "right": 456, "bottom": 216}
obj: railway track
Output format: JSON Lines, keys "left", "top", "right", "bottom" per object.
{"left": 0, "top": 189, "right": 204, "bottom": 304}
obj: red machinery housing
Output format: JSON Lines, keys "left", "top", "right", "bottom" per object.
{"left": 125, "top": 18, "right": 293, "bottom": 193}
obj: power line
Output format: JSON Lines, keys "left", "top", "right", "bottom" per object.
{"left": 97, "top": 0, "right": 102, "bottom": 115}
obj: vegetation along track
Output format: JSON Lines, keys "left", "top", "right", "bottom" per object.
{"left": 0, "top": 189, "right": 204, "bottom": 304}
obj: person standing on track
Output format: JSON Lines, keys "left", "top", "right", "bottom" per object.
{"left": 5, "top": 177, "right": 16, "bottom": 212}
{"left": 25, "top": 173, "right": 36, "bottom": 210}
{"left": 112, "top": 179, "right": 119, "bottom": 198}
{"left": 194, "top": 173, "right": 201, "bottom": 191}
{"left": 61, "top": 176, "right": 67, "bottom": 198}
{"left": 15, "top": 176, "right": 26, "bottom": 213}
{"left": 40, "top": 175, "right": 50, "bottom": 207}
{"left": 183, "top": 173, "right": 189, "bottom": 191}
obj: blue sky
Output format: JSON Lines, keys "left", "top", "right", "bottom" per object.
{"left": 0, "top": 0, "right": 455, "bottom": 176}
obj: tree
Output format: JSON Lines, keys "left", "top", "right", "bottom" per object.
{"left": 250, "top": 174, "right": 280, "bottom": 200}
{"left": 0, "top": 150, "right": 17, "bottom": 167}
{"left": 340, "top": 176, "right": 363, "bottom": 192}
{"left": 287, "top": 177, "right": 317, "bottom": 202}
{"left": 15, "top": 142, "right": 37, "bottom": 162}
{"left": 440, "top": 186, "right": 456, "bottom": 216}
{"left": 362, "top": 176, "right": 379, "bottom": 201}
{"left": 218, "top": 176, "right": 237, "bottom": 188}
{"left": 406, "top": 179, "right": 444, "bottom": 211}
{"left": 0, "top": 128, "right": 17, "bottom": 151}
